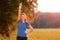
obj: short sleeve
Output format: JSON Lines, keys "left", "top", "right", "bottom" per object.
{"left": 27, "top": 22, "right": 30, "bottom": 27}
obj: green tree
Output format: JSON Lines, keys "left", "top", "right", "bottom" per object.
{"left": 0, "top": 0, "right": 19, "bottom": 37}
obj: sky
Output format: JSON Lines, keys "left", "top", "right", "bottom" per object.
{"left": 37, "top": 0, "right": 60, "bottom": 12}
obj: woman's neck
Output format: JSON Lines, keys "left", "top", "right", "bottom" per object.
{"left": 22, "top": 19, "right": 25, "bottom": 23}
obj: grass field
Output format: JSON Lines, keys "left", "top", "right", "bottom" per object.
{"left": 28, "top": 28, "right": 60, "bottom": 40}
{"left": 0, "top": 28, "right": 60, "bottom": 40}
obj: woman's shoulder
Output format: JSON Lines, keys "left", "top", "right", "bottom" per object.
{"left": 26, "top": 22, "right": 30, "bottom": 25}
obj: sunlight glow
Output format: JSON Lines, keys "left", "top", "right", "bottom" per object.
{"left": 37, "top": 0, "right": 60, "bottom": 12}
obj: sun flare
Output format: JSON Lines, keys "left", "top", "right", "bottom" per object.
{"left": 37, "top": 0, "right": 60, "bottom": 12}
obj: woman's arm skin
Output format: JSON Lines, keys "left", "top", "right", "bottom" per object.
{"left": 25, "top": 25, "right": 33, "bottom": 34}
{"left": 18, "top": 3, "right": 22, "bottom": 20}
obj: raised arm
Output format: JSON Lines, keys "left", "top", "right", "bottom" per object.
{"left": 18, "top": 3, "right": 22, "bottom": 21}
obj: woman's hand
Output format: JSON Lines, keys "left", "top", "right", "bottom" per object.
{"left": 19, "top": 3, "right": 22, "bottom": 9}
{"left": 25, "top": 31, "right": 29, "bottom": 34}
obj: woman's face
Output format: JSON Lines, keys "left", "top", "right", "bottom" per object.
{"left": 21, "top": 14, "right": 26, "bottom": 20}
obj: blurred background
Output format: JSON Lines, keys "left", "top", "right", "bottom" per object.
{"left": 0, "top": 0, "right": 60, "bottom": 40}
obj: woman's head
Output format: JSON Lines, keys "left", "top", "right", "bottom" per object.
{"left": 21, "top": 13, "right": 27, "bottom": 22}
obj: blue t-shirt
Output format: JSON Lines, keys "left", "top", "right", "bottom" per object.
{"left": 17, "top": 20, "right": 29, "bottom": 37}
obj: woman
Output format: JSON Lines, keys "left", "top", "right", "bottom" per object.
{"left": 17, "top": 3, "right": 33, "bottom": 40}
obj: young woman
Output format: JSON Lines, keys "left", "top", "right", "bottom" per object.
{"left": 17, "top": 3, "right": 33, "bottom": 40}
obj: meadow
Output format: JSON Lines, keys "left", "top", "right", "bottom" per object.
{"left": 0, "top": 28, "right": 60, "bottom": 40}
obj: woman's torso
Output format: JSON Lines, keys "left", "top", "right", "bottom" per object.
{"left": 17, "top": 20, "right": 29, "bottom": 37}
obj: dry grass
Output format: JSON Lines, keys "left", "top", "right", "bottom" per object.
{"left": 0, "top": 28, "right": 60, "bottom": 40}
{"left": 28, "top": 28, "right": 60, "bottom": 40}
